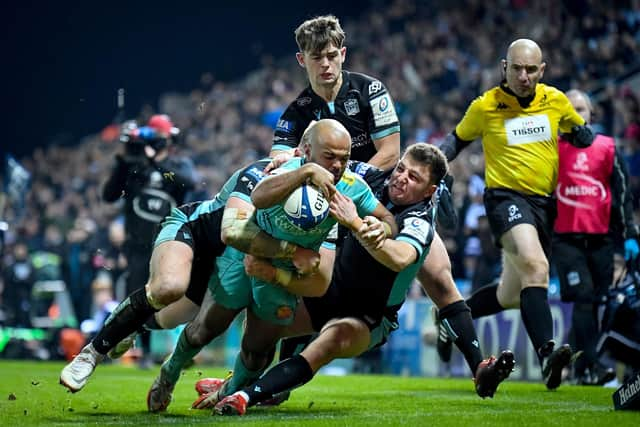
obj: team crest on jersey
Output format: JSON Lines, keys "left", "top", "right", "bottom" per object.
{"left": 276, "top": 305, "right": 294, "bottom": 320}
{"left": 297, "top": 97, "right": 312, "bottom": 106}
{"left": 344, "top": 98, "right": 360, "bottom": 116}
{"left": 368, "top": 80, "right": 383, "bottom": 95}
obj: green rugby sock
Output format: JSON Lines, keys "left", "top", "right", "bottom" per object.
{"left": 224, "top": 353, "right": 265, "bottom": 397}
{"left": 161, "top": 331, "right": 203, "bottom": 384}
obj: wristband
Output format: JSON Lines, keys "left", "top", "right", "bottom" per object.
{"left": 382, "top": 222, "right": 392, "bottom": 238}
{"left": 274, "top": 268, "right": 293, "bottom": 287}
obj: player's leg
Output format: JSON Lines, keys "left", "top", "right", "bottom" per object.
{"left": 193, "top": 296, "right": 318, "bottom": 407}
{"left": 584, "top": 237, "right": 616, "bottom": 385}
{"left": 148, "top": 247, "right": 248, "bottom": 412}
{"left": 418, "top": 233, "right": 483, "bottom": 372}
{"left": 500, "top": 223, "right": 573, "bottom": 389}
{"left": 60, "top": 240, "right": 193, "bottom": 392}
{"left": 152, "top": 295, "right": 201, "bottom": 329}
{"left": 215, "top": 317, "right": 370, "bottom": 415}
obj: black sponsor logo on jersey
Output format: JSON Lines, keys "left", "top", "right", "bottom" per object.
{"left": 496, "top": 102, "right": 509, "bottom": 110}
{"left": 297, "top": 97, "right": 312, "bottom": 106}
{"left": 344, "top": 98, "right": 360, "bottom": 116}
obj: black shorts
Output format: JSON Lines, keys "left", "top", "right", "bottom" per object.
{"left": 484, "top": 188, "right": 556, "bottom": 258}
{"left": 155, "top": 202, "right": 227, "bottom": 305}
{"left": 551, "top": 233, "right": 614, "bottom": 303}
{"left": 303, "top": 280, "right": 389, "bottom": 332}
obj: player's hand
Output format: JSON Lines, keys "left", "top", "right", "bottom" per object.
{"left": 291, "top": 246, "right": 321, "bottom": 275}
{"left": 304, "top": 163, "right": 336, "bottom": 200}
{"left": 329, "top": 192, "right": 360, "bottom": 230}
{"left": 356, "top": 216, "right": 387, "bottom": 250}
{"left": 243, "top": 255, "right": 276, "bottom": 283}
{"left": 264, "top": 152, "right": 294, "bottom": 173}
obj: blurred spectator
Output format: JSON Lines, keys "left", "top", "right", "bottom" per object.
{"left": 1, "top": 241, "right": 35, "bottom": 327}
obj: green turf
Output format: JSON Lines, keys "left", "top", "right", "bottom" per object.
{"left": 0, "top": 361, "right": 637, "bottom": 426}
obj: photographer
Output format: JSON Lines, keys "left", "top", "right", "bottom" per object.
{"left": 102, "top": 114, "right": 196, "bottom": 368}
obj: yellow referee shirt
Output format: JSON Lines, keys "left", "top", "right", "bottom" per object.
{"left": 455, "top": 83, "right": 584, "bottom": 196}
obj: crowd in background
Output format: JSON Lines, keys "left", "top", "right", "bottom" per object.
{"left": 2, "top": 0, "right": 640, "bottom": 339}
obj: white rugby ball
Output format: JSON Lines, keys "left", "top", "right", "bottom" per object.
{"left": 283, "top": 183, "right": 330, "bottom": 230}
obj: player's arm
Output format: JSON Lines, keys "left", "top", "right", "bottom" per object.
{"left": 558, "top": 93, "right": 593, "bottom": 148}
{"left": 243, "top": 246, "right": 336, "bottom": 297}
{"left": 221, "top": 197, "right": 288, "bottom": 258}
{"left": 223, "top": 196, "right": 319, "bottom": 273}
{"left": 358, "top": 226, "right": 419, "bottom": 272}
{"left": 330, "top": 192, "right": 395, "bottom": 248}
{"left": 439, "top": 97, "right": 484, "bottom": 162}
{"left": 369, "top": 132, "right": 400, "bottom": 171}
{"left": 269, "top": 109, "right": 303, "bottom": 158}
{"left": 359, "top": 210, "right": 434, "bottom": 272}
{"left": 251, "top": 163, "right": 335, "bottom": 208}
{"left": 438, "top": 131, "right": 474, "bottom": 162}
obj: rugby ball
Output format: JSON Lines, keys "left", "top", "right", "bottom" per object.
{"left": 283, "top": 183, "right": 330, "bottom": 230}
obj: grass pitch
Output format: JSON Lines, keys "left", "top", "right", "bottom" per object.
{"left": 0, "top": 361, "right": 637, "bottom": 426}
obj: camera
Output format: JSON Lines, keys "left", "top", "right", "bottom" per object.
{"left": 119, "top": 118, "right": 175, "bottom": 157}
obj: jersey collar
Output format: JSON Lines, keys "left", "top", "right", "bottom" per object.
{"left": 499, "top": 81, "right": 538, "bottom": 108}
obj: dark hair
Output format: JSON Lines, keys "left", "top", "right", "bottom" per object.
{"left": 404, "top": 143, "right": 449, "bottom": 185}
{"left": 294, "top": 15, "right": 345, "bottom": 53}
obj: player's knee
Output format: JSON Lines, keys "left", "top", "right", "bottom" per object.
{"left": 147, "top": 277, "right": 188, "bottom": 306}
{"left": 321, "top": 321, "right": 368, "bottom": 357}
{"left": 520, "top": 256, "right": 548, "bottom": 284}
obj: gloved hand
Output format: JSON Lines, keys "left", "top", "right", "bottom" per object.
{"left": 562, "top": 125, "right": 594, "bottom": 148}
{"left": 435, "top": 174, "right": 458, "bottom": 231}
{"left": 624, "top": 238, "right": 639, "bottom": 261}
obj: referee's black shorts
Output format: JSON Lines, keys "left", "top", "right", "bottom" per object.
{"left": 483, "top": 188, "right": 556, "bottom": 258}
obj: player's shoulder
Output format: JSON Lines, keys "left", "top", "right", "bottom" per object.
{"left": 337, "top": 168, "right": 370, "bottom": 190}
{"left": 285, "top": 86, "right": 317, "bottom": 112}
{"left": 536, "top": 83, "right": 570, "bottom": 106}
{"left": 400, "top": 201, "right": 432, "bottom": 221}
{"left": 474, "top": 86, "right": 504, "bottom": 109}
{"left": 345, "top": 70, "right": 388, "bottom": 97}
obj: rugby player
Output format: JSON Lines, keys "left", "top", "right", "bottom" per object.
{"left": 211, "top": 143, "right": 514, "bottom": 415}
{"left": 272, "top": 15, "right": 485, "bottom": 396}
{"left": 437, "top": 39, "right": 593, "bottom": 390}
{"left": 59, "top": 156, "right": 321, "bottom": 393}
{"left": 145, "top": 119, "right": 395, "bottom": 411}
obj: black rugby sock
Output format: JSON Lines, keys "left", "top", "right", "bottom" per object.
{"left": 92, "top": 288, "right": 158, "bottom": 354}
{"left": 466, "top": 282, "right": 503, "bottom": 319}
{"left": 242, "top": 355, "right": 314, "bottom": 406}
{"left": 143, "top": 313, "right": 163, "bottom": 330}
{"left": 278, "top": 335, "right": 315, "bottom": 361}
{"left": 519, "top": 287, "right": 553, "bottom": 365}
{"left": 439, "top": 300, "right": 484, "bottom": 374}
